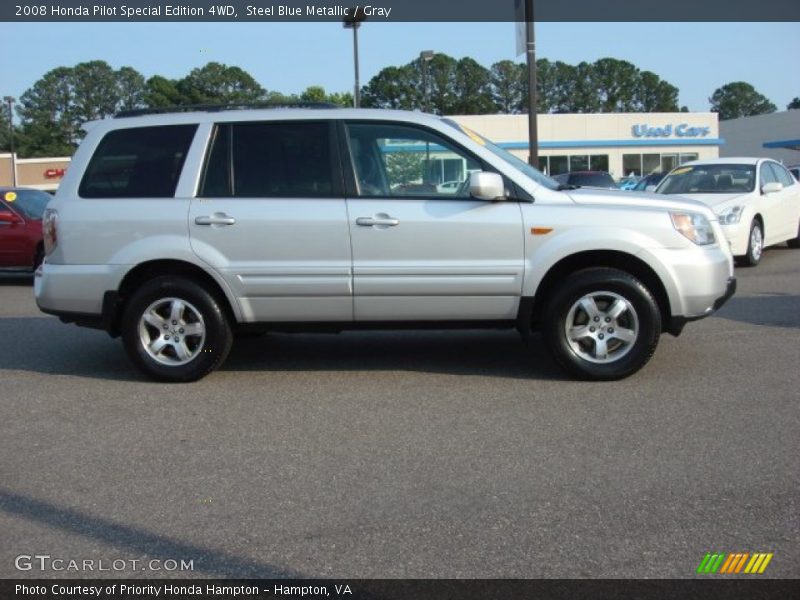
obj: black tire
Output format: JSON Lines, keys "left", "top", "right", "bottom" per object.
{"left": 121, "top": 276, "right": 233, "bottom": 382}
{"left": 787, "top": 220, "right": 800, "bottom": 249}
{"left": 542, "top": 268, "right": 661, "bottom": 381}
{"left": 737, "top": 220, "right": 763, "bottom": 267}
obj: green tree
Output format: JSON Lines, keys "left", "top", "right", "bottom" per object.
{"left": 143, "top": 75, "right": 186, "bottom": 107}
{"left": 361, "top": 65, "right": 420, "bottom": 110}
{"left": 299, "top": 85, "right": 353, "bottom": 107}
{"left": 490, "top": 60, "right": 525, "bottom": 114}
{"left": 116, "top": 66, "right": 147, "bottom": 111}
{"left": 635, "top": 71, "right": 679, "bottom": 112}
{"left": 176, "top": 62, "right": 266, "bottom": 104}
{"left": 17, "top": 66, "right": 79, "bottom": 154}
{"left": 709, "top": 82, "right": 777, "bottom": 120}
{"left": 0, "top": 106, "right": 14, "bottom": 152}
{"left": 788, "top": 97, "right": 800, "bottom": 110}
{"left": 452, "top": 57, "right": 496, "bottom": 114}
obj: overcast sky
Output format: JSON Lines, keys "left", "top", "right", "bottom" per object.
{"left": 1, "top": 22, "right": 797, "bottom": 115}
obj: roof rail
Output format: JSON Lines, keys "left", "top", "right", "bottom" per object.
{"left": 114, "top": 102, "right": 341, "bottom": 118}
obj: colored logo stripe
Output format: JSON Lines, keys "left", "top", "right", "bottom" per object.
{"left": 697, "top": 552, "right": 773, "bottom": 574}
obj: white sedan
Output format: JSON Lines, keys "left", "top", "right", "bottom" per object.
{"left": 654, "top": 158, "right": 800, "bottom": 266}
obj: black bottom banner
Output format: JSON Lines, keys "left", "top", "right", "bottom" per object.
{"left": 2, "top": 579, "right": 799, "bottom": 600}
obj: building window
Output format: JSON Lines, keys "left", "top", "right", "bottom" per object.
{"left": 679, "top": 153, "right": 698, "bottom": 164}
{"left": 622, "top": 154, "right": 642, "bottom": 177}
{"left": 590, "top": 155, "right": 609, "bottom": 172}
{"left": 643, "top": 154, "right": 661, "bottom": 175}
{"left": 569, "top": 155, "right": 589, "bottom": 171}
{"left": 549, "top": 155, "right": 569, "bottom": 175}
{"left": 538, "top": 156, "right": 548, "bottom": 173}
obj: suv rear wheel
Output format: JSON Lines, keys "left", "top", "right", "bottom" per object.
{"left": 542, "top": 268, "right": 661, "bottom": 380}
{"left": 121, "top": 276, "right": 233, "bottom": 382}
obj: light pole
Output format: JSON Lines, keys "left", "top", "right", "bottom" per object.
{"left": 524, "top": 0, "right": 539, "bottom": 167}
{"left": 419, "top": 50, "right": 434, "bottom": 113}
{"left": 343, "top": 8, "right": 367, "bottom": 108}
{"left": 3, "top": 96, "right": 16, "bottom": 186}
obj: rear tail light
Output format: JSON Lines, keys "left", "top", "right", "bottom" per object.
{"left": 43, "top": 208, "right": 58, "bottom": 256}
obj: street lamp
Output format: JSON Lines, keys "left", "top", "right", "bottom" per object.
{"left": 3, "top": 96, "right": 16, "bottom": 186}
{"left": 343, "top": 7, "right": 368, "bottom": 108}
{"left": 419, "top": 50, "right": 434, "bottom": 113}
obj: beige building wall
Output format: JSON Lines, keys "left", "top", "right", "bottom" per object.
{"left": 0, "top": 154, "right": 71, "bottom": 190}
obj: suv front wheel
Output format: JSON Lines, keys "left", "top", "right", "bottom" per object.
{"left": 542, "top": 268, "right": 661, "bottom": 380}
{"left": 121, "top": 276, "right": 233, "bottom": 382}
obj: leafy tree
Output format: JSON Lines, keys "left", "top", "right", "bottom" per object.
{"left": 175, "top": 62, "right": 266, "bottom": 104}
{"left": 490, "top": 60, "right": 525, "bottom": 114}
{"left": 709, "top": 82, "right": 777, "bottom": 120}
{"left": 17, "top": 66, "right": 79, "bottom": 154}
{"left": 635, "top": 71, "right": 679, "bottom": 112}
{"left": 425, "top": 54, "right": 458, "bottom": 115}
{"left": 299, "top": 85, "right": 353, "bottom": 107}
{"left": 116, "top": 66, "right": 147, "bottom": 111}
{"left": 788, "top": 97, "right": 800, "bottom": 110}
{"left": 361, "top": 65, "right": 420, "bottom": 110}
{"left": 0, "top": 106, "right": 15, "bottom": 152}
{"left": 143, "top": 75, "right": 185, "bottom": 107}
{"left": 592, "top": 58, "right": 640, "bottom": 112}
{"left": 452, "top": 57, "right": 496, "bottom": 114}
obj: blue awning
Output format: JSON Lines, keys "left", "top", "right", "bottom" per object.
{"left": 763, "top": 139, "right": 800, "bottom": 151}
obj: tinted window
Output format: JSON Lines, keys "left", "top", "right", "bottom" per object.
{"left": 200, "top": 121, "right": 334, "bottom": 198}
{"left": 79, "top": 125, "right": 196, "bottom": 198}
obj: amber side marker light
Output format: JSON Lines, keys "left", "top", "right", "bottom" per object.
{"left": 531, "top": 227, "right": 553, "bottom": 235}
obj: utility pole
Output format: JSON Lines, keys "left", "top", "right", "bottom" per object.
{"left": 3, "top": 96, "right": 16, "bottom": 186}
{"left": 525, "top": 0, "right": 539, "bottom": 167}
{"left": 343, "top": 8, "right": 368, "bottom": 108}
{"left": 420, "top": 50, "right": 434, "bottom": 112}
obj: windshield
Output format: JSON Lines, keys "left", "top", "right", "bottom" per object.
{"left": 656, "top": 164, "right": 755, "bottom": 195}
{"left": 2, "top": 189, "right": 52, "bottom": 219}
{"left": 441, "top": 118, "right": 560, "bottom": 191}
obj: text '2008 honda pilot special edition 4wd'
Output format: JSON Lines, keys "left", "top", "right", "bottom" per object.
{"left": 35, "top": 106, "right": 736, "bottom": 382}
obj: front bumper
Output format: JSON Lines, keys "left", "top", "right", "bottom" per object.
{"left": 668, "top": 276, "right": 736, "bottom": 335}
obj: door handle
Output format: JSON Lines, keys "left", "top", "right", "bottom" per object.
{"left": 356, "top": 216, "right": 400, "bottom": 227}
{"left": 195, "top": 213, "right": 236, "bottom": 226}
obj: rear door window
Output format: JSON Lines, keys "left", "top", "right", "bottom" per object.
{"left": 199, "top": 121, "right": 337, "bottom": 198}
{"left": 79, "top": 125, "right": 197, "bottom": 198}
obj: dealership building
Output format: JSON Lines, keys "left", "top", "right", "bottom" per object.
{"left": 1, "top": 111, "right": 724, "bottom": 189}
{"left": 452, "top": 112, "right": 721, "bottom": 178}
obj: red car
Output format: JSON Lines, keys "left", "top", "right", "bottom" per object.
{"left": 0, "top": 188, "right": 51, "bottom": 271}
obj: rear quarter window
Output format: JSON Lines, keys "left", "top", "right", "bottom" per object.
{"left": 79, "top": 125, "right": 197, "bottom": 198}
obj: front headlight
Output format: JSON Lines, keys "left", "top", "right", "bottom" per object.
{"left": 670, "top": 212, "right": 716, "bottom": 245}
{"left": 717, "top": 205, "right": 744, "bottom": 225}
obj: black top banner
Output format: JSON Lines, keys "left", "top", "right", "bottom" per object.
{"left": 2, "top": 0, "right": 800, "bottom": 22}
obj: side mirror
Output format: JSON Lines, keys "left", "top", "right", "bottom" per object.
{"left": 469, "top": 172, "right": 506, "bottom": 201}
{"left": 761, "top": 181, "right": 783, "bottom": 194}
{"left": 645, "top": 185, "right": 657, "bottom": 193}
{"left": 0, "top": 210, "right": 23, "bottom": 224}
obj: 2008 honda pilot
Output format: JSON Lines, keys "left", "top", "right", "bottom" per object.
{"left": 35, "top": 106, "right": 736, "bottom": 382}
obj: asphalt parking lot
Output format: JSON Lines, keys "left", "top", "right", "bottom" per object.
{"left": 0, "top": 248, "right": 798, "bottom": 579}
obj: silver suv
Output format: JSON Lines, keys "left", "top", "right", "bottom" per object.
{"left": 35, "top": 106, "right": 735, "bottom": 382}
